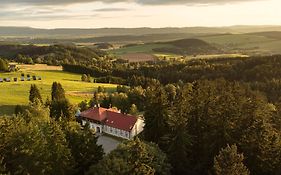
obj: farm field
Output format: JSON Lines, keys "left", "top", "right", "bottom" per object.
{"left": 109, "top": 43, "right": 181, "bottom": 61}
{"left": 0, "top": 64, "right": 117, "bottom": 116}
{"left": 198, "top": 33, "right": 281, "bottom": 55}
{"left": 109, "top": 32, "right": 281, "bottom": 59}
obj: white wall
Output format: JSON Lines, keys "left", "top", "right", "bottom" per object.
{"left": 82, "top": 120, "right": 103, "bottom": 133}
{"left": 103, "top": 125, "right": 130, "bottom": 139}
{"left": 81, "top": 118, "right": 145, "bottom": 139}
{"left": 130, "top": 118, "right": 145, "bottom": 138}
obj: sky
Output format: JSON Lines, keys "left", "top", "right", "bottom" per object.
{"left": 0, "top": 0, "right": 280, "bottom": 28}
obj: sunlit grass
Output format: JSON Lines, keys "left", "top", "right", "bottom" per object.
{"left": 0, "top": 66, "right": 117, "bottom": 116}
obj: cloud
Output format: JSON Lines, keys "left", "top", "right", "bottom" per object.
{"left": 95, "top": 8, "right": 130, "bottom": 12}
{"left": 0, "top": 0, "right": 264, "bottom": 6}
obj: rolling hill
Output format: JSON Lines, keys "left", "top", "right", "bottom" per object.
{"left": 110, "top": 38, "right": 221, "bottom": 58}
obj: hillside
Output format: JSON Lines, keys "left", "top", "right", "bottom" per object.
{"left": 248, "top": 31, "right": 281, "bottom": 39}
{"left": 198, "top": 32, "right": 281, "bottom": 55}
{"left": 1, "top": 26, "right": 281, "bottom": 37}
{"left": 0, "top": 44, "right": 106, "bottom": 65}
{"left": 153, "top": 38, "right": 220, "bottom": 55}
{"left": 110, "top": 38, "right": 221, "bottom": 58}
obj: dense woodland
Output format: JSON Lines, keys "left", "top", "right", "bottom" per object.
{"left": 0, "top": 44, "right": 106, "bottom": 65}
{"left": 2, "top": 43, "right": 281, "bottom": 174}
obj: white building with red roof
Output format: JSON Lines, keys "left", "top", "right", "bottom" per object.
{"left": 79, "top": 107, "right": 144, "bottom": 140}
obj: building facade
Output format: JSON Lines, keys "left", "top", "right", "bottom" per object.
{"left": 79, "top": 107, "right": 144, "bottom": 140}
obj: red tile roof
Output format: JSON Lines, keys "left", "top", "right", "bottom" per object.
{"left": 105, "top": 111, "right": 138, "bottom": 132}
{"left": 80, "top": 107, "right": 118, "bottom": 122}
{"left": 80, "top": 107, "right": 138, "bottom": 132}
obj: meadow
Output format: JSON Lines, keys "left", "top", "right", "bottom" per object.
{"left": 0, "top": 64, "right": 117, "bottom": 116}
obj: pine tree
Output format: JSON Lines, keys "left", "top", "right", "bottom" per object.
{"left": 65, "top": 122, "right": 104, "bottom": 174}
{"left": 0, "top": 58, "right": 8, "bottom": 72}
{"left": 50, "top": 82, "right": 74, "bottom": 121}
{"left": 143, "top": 86, "right": 170, "bottom": 146}
{"left": 51, "top": 82, "right": 66, "bottom": 101}
{"left": 214, "top": 144, "right": 250, "bottom": 175}
{"left": 29, "top": 84, "right": 43, "bottom": 104}
{"left": 165, "top": 85, "right": 192, "bottom": 175}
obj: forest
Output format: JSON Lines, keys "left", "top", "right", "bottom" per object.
{"left": 2, "top": 44, "right": 281, "bottom": 174}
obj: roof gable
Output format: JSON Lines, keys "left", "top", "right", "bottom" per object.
{"left": 105, "top": 111, "right": 138, "bottom": 132}
{"left": 80, "top": 107, "right": 108, "bottom": 122}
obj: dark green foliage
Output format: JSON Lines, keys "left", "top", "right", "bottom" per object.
{"left": 0, "top": 117, "right": 74, "bottom": 175}
{"left": 87, "top": 138, "right": 171, "bottom": 175}
{"left": 97, "top": 86, "right": 105, "bottom": 93}
{"left": 0, "top": 44, "right": 106, "bottom": 66}
{"left": 29, "top": 84, "right": 43, "bottom": 104}
{"left": 78, "top": 100, "right": 89, "bottom": 111}
{"left": 0, "top": 156, "right": 8, "bottom": 175}
{"left": 116, "top": 85, "right": 129, "bottom": 93}
{"left": 64, "top": 122, "right": 104, "bottom": 174}
{"left": 50, "top": 99, "right": 74, "bottom": 121}
{"left": 110, "top": 93, "right": 130, "bottom": 113}
{"left": 14, "top": 105, "right": 25, "bottom": 115}
{"left": 143, "top": 86, "right": 170, "bottom": 146}
{"left": 164, "top": 84, "right": 192, "bottom": 175}
{"left": 129, "top": 104, "right": 138, "bottom": 115}
{"left": 153, "top": 38, "right": 220, "bottom": 55}
{"left": 214, "top": 145, "right": 249, "bottom": 175}
{"left": 0, "top": 58, "right": 8, "bottom": 72}
{"left": 162, "top": 79, "right": 281, "bottom": 175}
{"left": 51, "top": 82, "right": 66, "bottom": 101}
{"left": 50, "top": 82, "right": 74, "bottom": 121}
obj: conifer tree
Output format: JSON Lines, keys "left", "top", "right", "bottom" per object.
{"left": 214, "top": 144, "right": 250, "bottom": 175}
{"left": 29, "top": 84, "right": 43, "bottom": 104}
{"left": 50, "top": 82, "right": 74, "bottom": 121}
{"left": 0, "top": 58, "right": 8, "bottom": 72}
{"left": 65, "top": 122, "right": 104, "bottom": 174}
{"left": 51, "top": 82, "right": 66, "bottom": 101}
{"left": 143, "top": 86, "right": 170, "bottom": 146}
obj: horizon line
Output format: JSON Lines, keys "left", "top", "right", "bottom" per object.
{"left": 0, "top": 24, "right": 281, "bottom": 30}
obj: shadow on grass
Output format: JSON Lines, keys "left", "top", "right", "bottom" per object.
{"left": 0, "top": 105, "right": 16, "bottom": 116}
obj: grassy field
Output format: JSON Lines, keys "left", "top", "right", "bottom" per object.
{"left": 109, "top": 43, "right": 182, "bottom": 61}
{"left": 109, "top": 33, "right": 281, "bottom": 58}
{"left": 199, "top": 33, "right": 281, "bottom": 55}
{"left": 0, "top": 64, "right": 117, "bottom": 116}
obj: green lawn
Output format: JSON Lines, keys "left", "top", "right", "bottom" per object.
{"left": 0, "top": 69, "right": 117, "bottom": 116}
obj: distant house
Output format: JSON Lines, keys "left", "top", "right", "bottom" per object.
{"left": 27, "top": 77, "right": 31, "bottom": 81}
{"left": 5, "top": 78, "right": 10, "bottom": 82}
{"left": 0, "top": 78, "right": 3, "bottom": 82}
{"left": 14, "top": 77, "right": 17, "bottom": 82}
{"left": 79, "top": 107, "right": 144, "bottom": 140}
{"left": 21, "top": 77, "right": 25, "bottom": 81}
